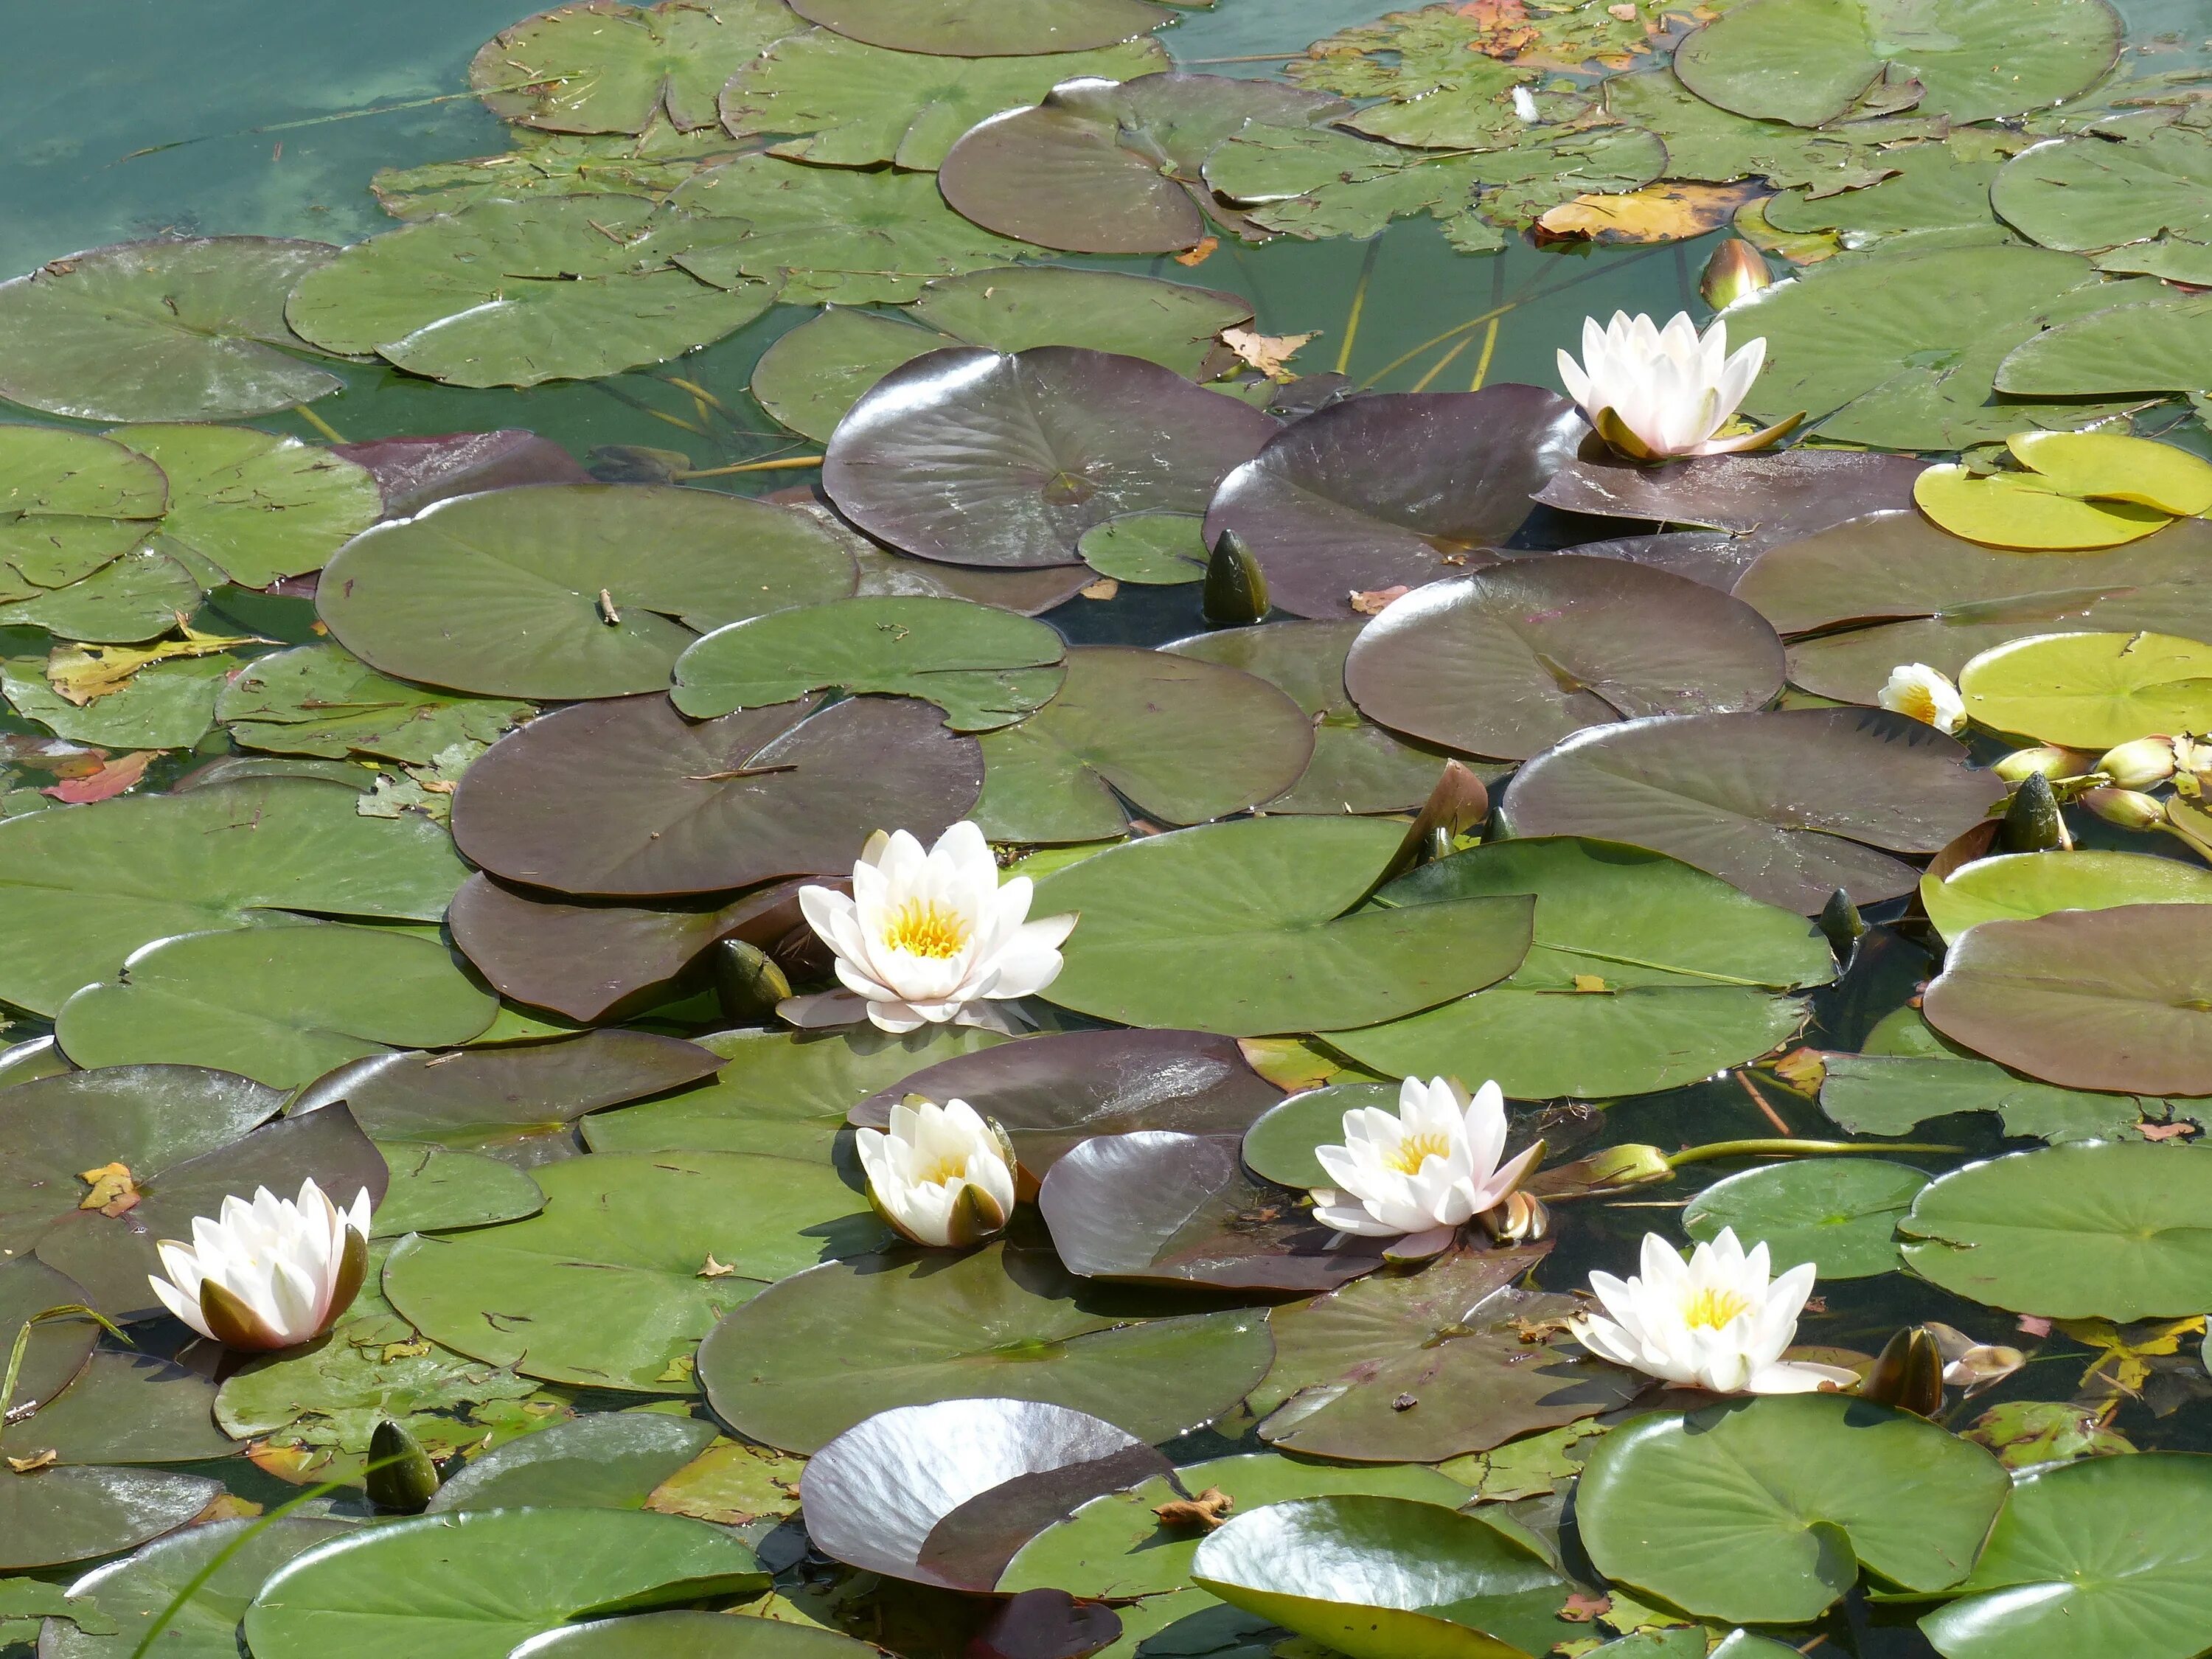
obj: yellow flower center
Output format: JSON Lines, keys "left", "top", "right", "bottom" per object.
{"left": 913, "top": 1155, "right": 969, "bottom": 1188}
{"left": 1892, "top": 684, "right": 1940, "bottom": 726}
{"left": 880, "top": 899, "right": 971, "bottom": 959}
{"left": 1682, "top": 1287, "right": 1751, "bottom": 1330}
{"left": 1385, "top": 1131, "right": 1454, "bottom": 1175}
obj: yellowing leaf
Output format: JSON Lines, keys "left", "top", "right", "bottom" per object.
{"left": 77, "top": 1161, "right": 139, "bottom": 1216}
{"left": 1914, "top": 463, "right": 2172, "bottom": 550}
{"left": 2008, "top": 430, "right": 2212, "bottom": 517}
{"left": 1539, "top": 180, "right": 1764, "bottom": 244}
{"left": 2056, "top": 1315, "right": 2205, "bottom": 1394}
{"left": 1222, "top": 326, "right": 1318, "bottom": 382}
{"left": 46, "top": 626, "right": 262, "bottom": 706}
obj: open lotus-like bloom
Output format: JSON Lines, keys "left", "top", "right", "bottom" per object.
{"left": 791, "top": 821, "right": 1077, "bottom": 1034}
{"left": 857, "top": 1097, "right": 1018, "bottom": 1248}
{"left": 1570, "top": 1228, "right": 1859, "bottom": 1395}
{"left": 147, "top": 1179, "right": 371, "bottom": 1352}
{"left": 1558, "top": 310, "right": 1801, "bottom": 460}
{"left": 1310, "top": 1077, "right": 1543, "bottom": 1258}
{"left": 1877, "top": 662, "right": 1966, "bottom": 734}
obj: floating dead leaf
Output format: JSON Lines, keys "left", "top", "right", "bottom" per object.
{"left": 698, "top": 1255, "right": 739, "bottom": 1279}
{"left": 194, "top": 1492, "right": 265, "bottom": 1523}
{"left": 1561, "top": 1590, "right": 1613, "bottom": 1623}
{"left": 1538, "top": 181, "right": 1764, "bottom": 244}
{"left": 1173, "top": 237, "right": 1220, "bottom": 267}
{"left": 47, "top": 626, "right": 263, "bottom": 706}
{"left": 77, "top": 1161, "right": 140, "bottom": 1216}
{"left": 2139, "top": 1120, "right": 2197, "bottom": 1141}
{"left": 1570, "top": 973, "right": 1610, "bottom": 993}
{"left": 41, "top": 750, "right": 158, "bottom": 804}
{"left": 2057, "top": 1315, "right": 2205, "bottom": 1395}
{"left": 1153, "top": 1486, "right": 1234, "bottom": 1531}
{"left": 1349, "top": 585, "right": 1410, "bottom": 615}
{"left": 1768, "top": 1047, "right": 1827, "bottom": 1093}
{"left": 1455, "top": 0, "right": 1538, "bottom": 55}
{"left": 1079, "top": 577, "right": 1120, "bottom": 600}
{"left": 1222, "top": 327, "right": 1318, "bottom": 383}
{"left": 6, "top": 1449, "right": 58, "bottom": 1472}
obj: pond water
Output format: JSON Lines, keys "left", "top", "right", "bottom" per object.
{"left": 6, "top": 1, "right": 2212, "bottom": 1658}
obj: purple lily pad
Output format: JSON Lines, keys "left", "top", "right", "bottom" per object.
{"left": 331, "top": 430, "right": 590, "bottom": 516}
{"left": 1531, "top": 447, "right": 1921, "bottom": 536}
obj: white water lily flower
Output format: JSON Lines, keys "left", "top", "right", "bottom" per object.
{"left": 1557, "top": 310, "right": 1801, "bottom": 459}
{"left": 147, "top": 1179, "right": 371, "bottom": 1352}
{"left": 857, "top": 1097, "right": 1018, "bottom": 1248}
{"left": 1570, "top": 1228, "right": 1859, "bottom": 1395}
{"left": 1877, "top": 663, "right": 1967, "bottom": 734}
{"left": 1310, "top": 1077, "right": 1543, "bottom": 1258}
{"left": 790, "top": 821, "right": 1077, "bottom": 1034}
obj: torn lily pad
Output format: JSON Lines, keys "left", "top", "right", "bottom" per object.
{"left": 470, "top": 0, "right": 803, "bottom": 134}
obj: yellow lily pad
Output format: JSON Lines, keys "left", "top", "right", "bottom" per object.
{"left": 1959, "top": 630, "right": 2212, "bottom": 747}
{"left": 2008, "top": 430, "right": 2212, "bottom": 517}
{"left": 1913, "top": 463, "right": 2171, "bottom": 550}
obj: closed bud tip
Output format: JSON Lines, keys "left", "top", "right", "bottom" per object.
{"left": 2093, "top": 737, "right": 2177, "bottom": 790}
{"left": 1202, "top": 529, "right": 1270, "bottom": 627}
{"left": 1992, "top": 745, "right": 2087, "bottom": 783}
{"left": 2001, "top": 771, "right": 2071, "bottom": 852}
{"left": 2081, "top": 785, "right": 2167, "bottom": 831}
{"left": 714, "top": 938, "right": 791, "bottom": 1023}
{"left": 1857, "top": 1326, "right": 1945, "bottom": 1417}
{"left": 365, "top": 1419, "right": 441, "bottom": 1513}
{"left": 1586, "top": 1143, "right": 1673, "bottom": 1189}
{"left": 1700, "top": 240, "right": 1774, "bottom": 310}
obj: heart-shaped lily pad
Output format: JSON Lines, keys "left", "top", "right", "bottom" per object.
{"left": 43, "top": 1517, "right": 352, "bottom": 1659}
{"left": 0, "top": 546, "right": 204, "bottom": 644}
{"left": 318, "top": 483, "right": 856, "bottom": 700}
{"left": 0, "top": 1467, "right": 222, "bottom": 1572}
{"left": 1922, "top": 902, "right": 2212, "bottom": 1095}
{"left": 427, "top": 1412, "right": 718, "bottom": 1512}
{"left": 1914, "top": 465, "right": 2170, "bottom": 550}
{"left": 0, "top": 426, "right": 166, "bottom": 594}
{"left": 1683, "top": 1158, "right": 1928, "bottom": 1279}
{"left": 789, "top": 0, "right": 1173, "bottom": 55}
{"left": 1344, "top": 557, "right": 1785, "bottom": 760}
{"left": 1332, "top": 837, "right": 1834, "bottom": 1099}
{"left": 824, "top": 347, "right": 1275, "bottom": 569}
{"left": 1995, "top": 290, "right": 2212, "bottom": 397}
{"left": 1992, "top": 123, "right": 2212, "bottom": 284}
{"left": 372, "top": 1142, "right": 546, "bottom": 1236}
{"left": 1033, "top": 816, "right": 1534, "bottom": 1035}
{"left": 697, "top": 1241, "right": 1273, "bottom": 1453}
{"left": 802, "top": 1398, "right": 1169, "bottom": 1588}
{"left": 384, "top": 1148, "right": 886, "bottom": 1391}
{"left": 1899, "top": 1142, "right": 2212, "bottom": 1317}
{"left": 1578, "top": 1394, "right": 2009, "bottom": 1624}
{"left": 470, "top": 0, "right": 801, "bottom": 134}
{"left": 217, "top": 644, "right": 531, "bottom": 766}
{"left": 2008, "top": 429, "right": 2212, "bottom": 515}
{"left": 1958, "top": 630, "right": 2212, "bottom": 746}
{"left": 1531, "top": 448, "right": 1921, "bottom": 539}
{"left": 453, "top": 693, "right": 981, "bottom": 897}
{"left": 1203, "top": 386, "right": 1587, "bottom": 620}
{"left": 972, "top": 646, "right": 1312, "bottom": 844}
{"left": 0, "top": 238, "right": 342, "bottom": 423}
{"left": 1495, "top": 708, "right": 2005, "bottom": 913}
{"left": 1921, "top": 849, "right": 2212, "bottom": 943}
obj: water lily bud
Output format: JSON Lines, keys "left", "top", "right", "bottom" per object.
{"left": 1480, "top": 1189, "right": 1550, "bottom": 1243}
{"left": 1700, "top": 239, "right": 1774, "bottom": 310}
{"left": 2094, "top": 737, "right": 2177, "bottom": 789}
{"left": 713, "top": 938, "right": 790, "bottom": 1023}
{"left": 2001, "top": 772, "right": 2071, "bottom": 852}
{"left": 2081, "top": 785, "right": 2167, "bottom": 832}
{"left": 1877, "top": 663, "right": 1966, "bottom": 735}
{"left": 1992, "top": 745, "right": 2087, "bottom": 783}
{"left": 1924, "top": 1321, "right": 2025, "bottom": 1397}
{"left": 1202, "top": 529, "right": 1270, "bottom": 627}
{"left": 1817, "top": 888, "right": 1864, "bottom": 961}
{"left": 365, "top": 1419, "right": 440, "bottom": 1513}
{"left": 1857, "top": 1326, "right": 1945, "bottom": 1417}
{"left": 1584, "top": 1143, "right": 1674, "bottom": 1189}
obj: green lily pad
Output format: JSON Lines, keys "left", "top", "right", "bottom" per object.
{"left": 0, "top": 1467, "right": 221, "bottom": 1572}
{"left": 0, "top": 426, "right": 166, "bottom": 597}
{"left": 1333, "top": 837, "right": 1833, "bottom": 1099}
{"left": 0, "top": 546, "right": 204, "bottom": 644}
{"left": 1996, "top": 291, "right": 2212, "bottom": 396}
{"left": 2009, "top": 429, "right": 2212, "bottom": 515}
{"left": 723, "top": 29, "right": 1169, "bottom": 167}
{"left": 242, "top": 1509, "right": 768, "bottom": 1659}
{"left": 217, "top": 644, "right": 530, "bottom": 766}
{"left": 998, "top": 1451, "right": 1473, "bottom": 1599}
{"left": 373, "top": 1142, "right": 546, "bottom": 1235}
{"left": 0, "top": 1259, "right": 97, "bottom": 1419}
{"left": 673, "top": 597, "right": 1065, "bottom": 731}
{"left": 0, "top": 776, "right": 466, "bottom": 1017}
{"left": 1578, "top": 1394, "right": 2009, "bottom": 1624}
{"left": 428, "top": 1411, "right": 717, "bottom": 1511}
{"left": 369, "top": 122, "right": 742, "bottom": 220}
{"left": 1818, "top": 1051, "right": 2157, "bottom": 1143}
{"left": 1602, "top": 69, "right": 1916, "bottom": 193}
{"left": 1914, "top": 465, "right": 2170, "bottom": 550}
{"left": 512, "top": 1615, "right": 881, "bottom": 1659}
{"left": 1763, "top": 138, "right": 2005, "bottom": 241}
{"left": 318, "top": 483, "right": 855, "bottom": 700}
{"left": 697, "top": 1240, "right": 1273, "bottom": 1452}
{"left": 1279, "top": 6, "right": 1536, "bottom": 148}
{"left": 107, "top": 425, "right": 380, "bottom": 588}
{"left": 787, "top": 0, "right": 1174, "bottom": 55}
{"left": 973, "top": 647, "right": 1311, "bottom": 843}
{"left": 1254, "top": 1248, "right": 1641, "bottom": 1464}
{"left": 1992, "top": 123, "right": 2212, "bottom": 283}
{"left": 1078, "top": 513, "right": 1208, "bottom": 585}
{"left": 667, "top": 155, "right": 1030, "bottom": 305}
{"left": 1033, "top": 816, "right": 1533, "bottom": 1036}
{"left": 3, "top": 653, "right": 233, "bottom": 750}
{"left": 1204, "top": 125, "right": 1504, "bottom": 253}
{"left": 1191, "top": 1495, "right": 1570, "bottom": 1659}
{"left": 1959, "top": 630, "right": 2212, "bottom": 745}
{"left": 1919, "top": 1452, "right": 2212, "bottom": 1659}
{"left": 56, "top": 923, "right": 498, "bottom": 1088}
{"left": 43, "top": 1518, "right": 353, "bottom": 1659}
{"left": 1683, "top": 1158, "right": 1927, "bottom": 1279}
{"left": 1, "top": 1349, "right": 236, "bottom": 1467}
{"left": 1922, "top": 849, "right": 2212, "bottom": 942}
{"left": 1899, "top": 1141, "right": 2212, "bottom": 1317}
{"left": 1239, "top": 1082, "right": 1394, "bottom": 1190}
{"left": 384, "top": 1149, "right": 886, "bottom": 1391}
{"left": 286, "top": 198, "right": 773, "bottom": 387}
{"left": 470, "top": 0, "right": 801, "bottom": 134}
{"left": 1676, "top": 0, "right": 2121, "bottom": 126}
{"left": 0, "top": 238, "right": 342, "bottom": 423}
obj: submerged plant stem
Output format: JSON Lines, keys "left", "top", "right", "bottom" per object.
{"left": 1668, "top": 1138, "right": 1961, "bottom": 1167}
{"left": 677, "top": 456, "right": 826, "bottom": 477}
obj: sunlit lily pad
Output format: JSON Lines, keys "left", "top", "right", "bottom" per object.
{"left": 1913, "top": 465, "right": 2169, "bottom": 550}
{"left": 1203, "top": 125, "right": 1502, "bottom": 251}
{"left": 1921, "top": 849, "right": 2212, "bottom": 943}
{"left": 1958, "top": 630, "right": 2212, "bottom": 745}
{"left": 0, "top": 545, "right": 203, "bottom": 644}
{"left": 1899, "top": 1141, "right": 2212, "bottom": 1316}
{"left": 802, "top": 1398, "right": 1169, "bottom": 1588}
{"left": 1332, "top": 837, "right": 1833, "bottom": 1099}
{"left": 373, "top": 1142, "right": 546, "bottom": 1234}
{"left": 0, "top": 426, "right": 166, "bottom": 595}
{"left": 1819, "top": 1048, "right": 2158, "bottom": 1144}
{"left": 1578, "top": 1394, "right": 2009, "bottom": 1624}
{"left": 723, "top": 29, "right": 1169, "bottom": 167}
{"left": 1344, "top": 557, "right": 1785, "bottom": 761}
{"left": 1761, "top": 137, "right": 2004, "bottom": 241}
{"left": 43, "top": 1517, "right": 352, "bottom": 1659}
{"left": 0, "top": 1259, "right": 97, "bottom": 1419}
{"left": 0, "top": 1467, "right": 221, "bottom": 1573}
{"left": 242, "top": 1509, "right": 767, "bottom": 1659}
{"left": 286, "top": 198, "right": 772, "bottom": 387}
{"left": 1532, "top": 448, "right": 1921, "bottom": 540}
{"left": 55, "top": 924, "right": 498, "bottom": 1087}
{"left": 823, "top": 347, "right": 1274, "bottom": 569}
{"left": 1603, "top": 68, "right": 1920, "bottom": 193}
{"left": 1, "top": 1349, "right": 237, "bottom": 1467}
{"left": 333, "top": 428, "right": 591, "bottom": 515}
{"left": 1676, "top": 0, "right": 2121, "bottom": 126}
{"left": 1280, "top": 5, "right": 1537, "bottom": 146}
{"left": 1995, "top": 290, "right": 2212, "bottom": 397}
{"left": 106, "top": 424, "right": 380, "bottom": 588}
{"left": 1919, "top": 1453, "right": 2212, "bottom": 1659}
{"left": 1992, "top": 123, "right": 2212, "bottom": 283}
{"left": 384, "top": 1149, "right": 886, "bottom": 1391}
{"left": 4, "top": 653, "right": 231, "bottom": 750}
{"left": 0, "top": 777, "right": 466, "bottom": 1016}
{"left": 1683, "top": 1158, "right": 1927, "bottom": 1279}
{"left": 2009, "top": 429, "right": 2212, "bottom": 515}
{"left": 454, "top": 693, "right": 979, "bottom": 897}
{"left": 697, "top": 1241, "right": 1273, "bottom": 1452}
{"left": 1033, "top": 816, "right": 1534, "bottom": 1035}
{"left": 1192, "top": 1494, "right": 1570, "bottom": 1659}
{"left": 972, "top": 647, "right": 1310, "bottom": 843}
{"left": 511, "top": 1615, "right": 880, "bottom": 1659}
{"left": 428, "top": 1413, "right": 717, "bottom": 1512}
{"left": 318, "top": 484, "right": 856, "bottom": 700}
{"left": 1498, "top": 708, "right": 2002, "bottom": 913}
{"left": 0, "top": 238, "right": 342, "bottom": 423}
{"left": 470, "top": 0, "right": 801, "bottom": 134}
{"left": 789, "top": 0, "right": 1172, "bottom": 54}
{"left": 217, "top": 644, "right": 530, "bottom": 766}
{"left": 369, "top": 124, "right": 742, "bottom": 221}
{"left": 1204, "top": 386, "right": 1586, "bottom": 620}
{"left": 674, "top": 597, "right": 1065, "bottom": 731}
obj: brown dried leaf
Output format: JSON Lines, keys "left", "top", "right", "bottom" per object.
{"left": 1153, "top": 1486, "right": 1234, "bottom": 1531}
{"left": 1222, "top": 327, "right": 1318, "bottom": 383}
